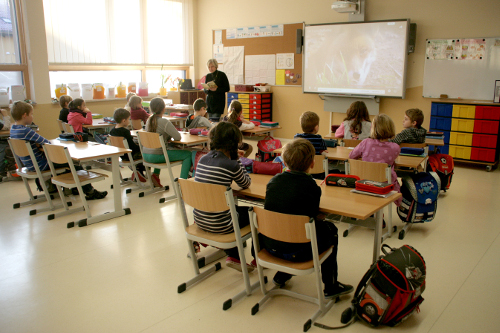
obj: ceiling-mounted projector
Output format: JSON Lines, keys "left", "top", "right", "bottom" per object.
{"left": 331, "top": 1, "right": 358, "bottom": 13}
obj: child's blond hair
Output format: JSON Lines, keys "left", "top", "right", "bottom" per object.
{"left": 128, "top": 95, "right": 142, "bottom": 109}
{"left": 300, "top": 111, "right": 320, "bottom": 133}
{"left": 11, "top": 101, "right": 33, "bottom": 121}
{"left": 59, "top": 95, "right": 73, "bottom": 108}
{"left": 370, "top": 114, "right": 395, "bottom": 140}
{"left": 405, "top": 108, "right": 424, "bottom": 128}
{"left": 282, "top": 138, "right": 315, "bottom": 172}
{"left": 126, "top": 92, "right": 136, "bottom": 102}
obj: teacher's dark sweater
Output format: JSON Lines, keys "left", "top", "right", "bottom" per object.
{"left": 205, "top": 70, "right": 230, "bottom": 115}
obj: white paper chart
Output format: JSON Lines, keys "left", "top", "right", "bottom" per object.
{"left": 244, "top": 54, "right": 276, "bottom": 85}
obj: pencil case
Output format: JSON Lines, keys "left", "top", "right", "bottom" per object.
{"left": 189, "top": 128, "right": 203, "bottom": 135}
{"left": 170, "top": 112, "right": 188, "bottom": 117}
{"left": 322, "top": 174, "right": 359, "bottom": 188}
{"left": 355, "top": 179, "right": 394, "bottom": 194}
{"left": 400, "top": 147, "right": 425, "bottom": 155}
{"left": 250, "top": 120, "right": 261, "bottom": 126}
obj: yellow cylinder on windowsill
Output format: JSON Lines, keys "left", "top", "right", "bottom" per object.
{"left": 93, "top": 83, "right": 105, "bottom": 99}
{"left": 55, "top": 84, "right": 67, "bottom": 98}
{"left": 116, "top": 83, "right": 126, "bottom": 98}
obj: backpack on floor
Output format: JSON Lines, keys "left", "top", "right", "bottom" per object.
{"left": 397, "top": 172, "right": 440, "bottom": 223}
{"left": 256, "top": 136, "right": 281, "bottom": 162}
{"left": 427, "top": 154, "right": 454, "bottom": 191}
{"left": 339, "top": 244, "right": 426, "bottom": 328}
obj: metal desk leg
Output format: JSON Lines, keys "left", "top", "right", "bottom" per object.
{"left": 373, "top": 210, "right": 383, "bottom": 263}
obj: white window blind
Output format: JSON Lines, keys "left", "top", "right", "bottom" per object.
{"left": 43, "top": 0, "right": 192, "bottom": 65}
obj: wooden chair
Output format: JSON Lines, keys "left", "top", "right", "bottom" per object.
{"left": 309, "top": 154, "right": 328, "bottom": 179}
{"left": 136, "top": 131, "right": 181, "bottom": 203}
{"left": 344, "top": 159, "right": 396, "bottom": 240}
{"left": 174, "top": 178, "right": 262, "bottom": 310}
{"left": 131, "top": 119, "right": 143, "bottom": 130}
{"left": 57, "top": 119, "right": 65, "bottom": 133}
{"left": 107, "top": 136, "right": 147, "bottom": 193}
{"left": 43, "top": 144, "right": 108, "bottom": 228}
{"left": 8, "top": 139, "right": 76, "bottom": 219}
{"left": 341, "top": 139, "right": 362, "bottom": 148}
{"left": 62, "top": 122, "right": 75, "bottom": 134}
{"left": 249, "top": 207, "right": 336, "bottom": 331}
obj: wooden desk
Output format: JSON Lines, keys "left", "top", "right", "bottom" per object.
{"left": 0, "top": 130, "right": 10, "bottom": 137}
{"left": 233, "top": 174, "right": 400, "bottom": 263}
{"left": 323, "top": 147, "right": 427, "bottom": 169}
{"left": 83, "top": 119, "right": 115, "bottom": 133}
{"left": 163, "top": 115, "right": 188, "bottom": 129}
{"left": 324, "top": 134, "right": 445, "bottom": 148}
{"left": 242, "top": 126, "right": 282, "bottom": 137}
{"left": 165, "top": 104, "right": 193, "bottom": 112}
{"left": 131, "top": 130, "right": 208, "bottom": 148}
{"left": 49, "top": 139, "right": 131, "bottom": 226}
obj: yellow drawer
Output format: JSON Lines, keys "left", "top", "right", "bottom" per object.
{"left": 450, "top": 132, "right": 473, "bottom": 146}
{"left": 237, "top": 94, "right": 250, "bottom": 99}
{"left": 449, "top": 145, "right": 471, "bottom": 160}
{"left": 452, "top": 105, "right": 476, "bottom": 118}
{"left": 451, "top": 118, "right": 474, "bottom": 132}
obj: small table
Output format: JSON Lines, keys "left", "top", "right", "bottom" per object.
{"left": 49, "top": 139, "right": 131, "bottom": 226}
{"left": 165, "top": 104, "right": 193, "bottom": 112}
{"left": 131, "top": 130, "right": 208, "bottom": 148}
{"left": 233, "top": 174, "right": 400, "bottom": 263}
{"left": 242, "top": 126, "right": 282, "bottom": 137}
{"left": 163, "top": 115, "right": 188, "bottom": 129}
{"left": 83, "top": 119, "right": 115, "bottom": 134}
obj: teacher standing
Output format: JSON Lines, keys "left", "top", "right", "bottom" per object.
{"left": 204, "top": 59, "right": 230, "bottom": 120}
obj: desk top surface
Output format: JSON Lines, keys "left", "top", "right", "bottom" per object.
{"left": 83, "top": 119, "right": 116, "bottom": 129}
{"left": 233, "top": 174, "right": 399, "bottom": 220}
{"left": 131, "top": 130, "right": 208, "bottom": 145}
{"left": 323, "top": 147, "right": 427, "bottom": 168}
{"left": 49, "top": 139, "right": 130, "bottom": 160}
{"left": 242, "top": 126, "right": 282, "bottom": 134}
{"left": 323, "top": 134, "right": 445, "bottom": 147}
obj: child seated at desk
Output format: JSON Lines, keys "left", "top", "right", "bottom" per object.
{"left": 67, "top": 98, "right": 93, "bottom": 135}
{"left": 124, "top": 92, "right": 136, "bottom": 112}
{"left": 194, "top": 121, "right": 256, "bottom": 272}
{"left": 58, "top": 95, "right": 73, "bottom": 123}
{"left": 222, "top": 100, "right": 254, "bottom": 157}
{"left": 349, "top": 114, "right": 402, "bottom": 206}
{"left": 143, "top": 97, "right": 192, "bottom": 186}
{"left": 294, "top": 111, "right": 327, "bottom": 155}
{"left": 390, "top": 108, "right": 427, "bottom": 144}
{"left": 186, "top": 98, "right": 213, "bottom": 130}
{"left": 334, "top": 101, "right": 371, "bottom": 140}
{"left": 109, "top": 108, "right": 147, "bottom": 182}
{"left": 263, "top": 138, "right": 353, "bottom": 298}
{"left": 0, "top": 108, "right": 12, "bottom": 178}
{"left": 10, "top": 101, "right": 107, "bottom": 199}
{"left": 128, "top": 95, "right": 150, "bottom": 129}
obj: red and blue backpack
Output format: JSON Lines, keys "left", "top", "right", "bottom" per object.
{"left": 427, "top": 154, "right": 454, "bottom": 191}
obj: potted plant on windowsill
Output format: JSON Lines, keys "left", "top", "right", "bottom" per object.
{"left": 159, "top": 65, "right": 170, "bottom": 96}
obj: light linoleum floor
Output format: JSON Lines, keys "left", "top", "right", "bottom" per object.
{"left": 1, "top": 151, "right": 499, "bottom": 333}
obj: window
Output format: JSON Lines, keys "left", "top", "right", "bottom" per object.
{"left": 43, "top": 0, "right": 192, "bottom": 98}
{"left": 0, "top": 0, "right": 29, "bottom": 99}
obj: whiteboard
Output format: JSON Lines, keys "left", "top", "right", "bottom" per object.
{"left": 423, "top": 37, "right": 500, "bottom": 100}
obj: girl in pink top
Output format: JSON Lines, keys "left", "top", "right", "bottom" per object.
{"left": 349, "top": 114, "right": 402, "bottom": 206}
{"left": 128, "top": 95, "right": 150, "bottom": 125}
{"left": 67, "top": 98, "right": 92, "bottom": 133}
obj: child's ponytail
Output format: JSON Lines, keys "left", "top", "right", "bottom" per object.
{"left": 227, "top": 100, "right": 242, "bottom": 124}
{"left": 146, "top": 97, "right": 165, "bottom": 133}
{"left": 68, "top": 98, "right": 85, "bottom": 110}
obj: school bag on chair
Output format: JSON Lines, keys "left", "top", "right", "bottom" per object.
{"left": 331, "top": 244, "right": 426, "bottom": 329}
{"left": 256, "top": 136, "right": 281, "bottom": 162}
{"left": 427, "top": 154, "right": 454, "bottom": 191}
{"left": 397, "top": 172, "right": 440, "bottom": 240}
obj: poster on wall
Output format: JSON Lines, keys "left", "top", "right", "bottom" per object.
{"left": 276, "top": 53, "right": 294, "bottom": 69}
{"left": 224, "top": 46, "right": 244, "bottom": 84}
{"left": 245, "top": 54, "right": 276, "bottom": 85}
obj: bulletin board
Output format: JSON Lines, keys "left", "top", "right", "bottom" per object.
{"left": 212, "top": 23, "right": 304, "bottom": 86}
{"left": 423, "top": 37, "right": 500, "bottom": 101}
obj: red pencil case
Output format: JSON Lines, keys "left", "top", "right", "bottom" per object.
{"left": 322, "top": 174, "right": 360, "bottom": 188}
{"left": 250, "top": 120, "right": 261, "bottom": 126}
{"left": 170, "top": 112, "right": 188, "bottom": 117}
{"left": 355, "top": 179, "right": 394, "bottom": 194}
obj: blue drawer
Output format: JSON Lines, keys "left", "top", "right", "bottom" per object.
{"left": 431, "top": 103, "right": 453, "bottom": 117}
{"left": 430, "top": 117, "right": 452, "bottom": 131}
{"left": 227, "top": 93, "right": 238, "bottom": 99}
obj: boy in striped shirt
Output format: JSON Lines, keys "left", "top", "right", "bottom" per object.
{"left": 194, "top": 122, "right": 255, "bottom": 272}
{"left": 10, "top": 101, "right": 107, "bottom": 200}
{"left": 294, "top": 111, "right": 328, "bottom": 155}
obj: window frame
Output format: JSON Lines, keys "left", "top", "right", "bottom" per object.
{"left": 0, "top": 0, "right": 31, "bottom": 99}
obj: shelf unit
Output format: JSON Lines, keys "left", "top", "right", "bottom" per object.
{"left": 429, "top": 100, "right": 500, "bottom": 171}
{"left": 227, "top": 92, "right": 273, "bottom": 122}
{"left": 167, "top": 90, "right": 206, "bottom": 105}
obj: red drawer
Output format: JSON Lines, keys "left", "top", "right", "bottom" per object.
{"left": 472, "top": 134, "right": 498, "bottom": 149}
{"left": 262, "top": 103, "right": 271, "bottom": 109}
{"left": 475, "top": 106, "right": 500, "bottom": 120}
{"left": 261, "top": 115, "right": 272, "bottom": 121}
{"left": 250, "top": 94, "right": 262, "bottom": 100}
{"left": 471, "top": 147, "right": 496, "bottom": 162}
{"left": 251, "top": 99, "right": 263, "bottom": 105}
{"left": 250, "top": 105, "right": 262, "bottom": 110}
{"left": 250, "top": 114, "right": 262, "bottom": 120}
{"left": 474, "top": 120, "right": 499, "bottom": 134}
{"left": 250, "top": 109, "right": 262, "bottom": 115}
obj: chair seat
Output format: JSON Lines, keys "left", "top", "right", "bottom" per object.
{"left": 257, "top": 247, "right": 332, "bottom": 271}
{"left": 52, "top": 170, "right": 108, "bottom": 186}
{"left": 186, "top": 224, "right": 251, "bottom": 243}
{"left": 16, "top": 167, "right": 67, "bottom": 178}
{"left": 143, "top": 160, "right": 182, "bottom": 169}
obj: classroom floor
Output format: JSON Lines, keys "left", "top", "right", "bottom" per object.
{"left": 1, "top": 145, "right": 499, "bottom": 333}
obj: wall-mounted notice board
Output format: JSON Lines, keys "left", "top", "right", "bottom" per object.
{"left": 212, "top": 23, "right": 304, "bottom": 86}
{"left": 423, "top": 37, "right": 500, "bottom": 101}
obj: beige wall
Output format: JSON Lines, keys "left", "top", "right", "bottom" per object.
{"left": 23, "top": 0, "right": 500, "bottom": 140}
{"left": 194, "top": 0, "right": 500, "bottom": 138}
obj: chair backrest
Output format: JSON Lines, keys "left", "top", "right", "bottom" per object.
{"left": 253, "top": 207, "right": 311, "bottom": 243}
{"left": 57, "top": 119, "right": 65, "bottom": 133}
{"left": 43, "top": 144, "right": 70, "bottom": 165}
{"left": 347, "top": 159, "right": 389, "bottom": 182}
{"left": 137, "top": 131, "right": 162, "bottom": 149}
{"left": 63, "top": 122, "right": 75, "bottom": 134}
{"left": 309, "top": 154, "right": 326, "bottom": 174}
{"left": 8, "top": 138, "right": 30, "bottom": 158}
{"left": 107, "top": 135, "right": 127, "bottom": 149}
{"left": 177, "top": 178, "right": 230, "bottom": 212}
{"left": 342, "top": 139, "right": 361, "bottom": 148}
{"left": 400, "top": 143, "right": 427, "bottom": 148}
{"left": 131, "top": 119, "right": 143, "bottom": 130}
